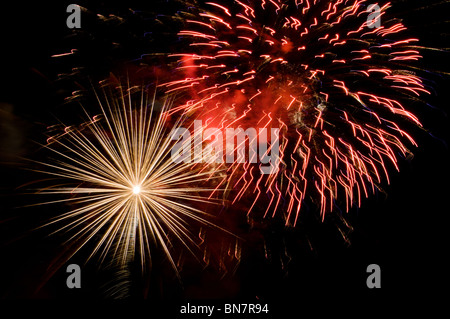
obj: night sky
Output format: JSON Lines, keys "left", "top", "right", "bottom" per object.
{"left": 0, "top": 0, "right": 449, "bottom": 312}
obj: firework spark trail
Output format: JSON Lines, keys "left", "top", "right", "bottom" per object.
{"left": 160, "top": 0, "right": 431, "bottom": 224}
{"left": 34, "top": 82, "right": 229, "bottom": 274}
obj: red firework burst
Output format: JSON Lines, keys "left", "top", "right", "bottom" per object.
{"left": 161, "top": 0, "right": 430, "bottom": 225}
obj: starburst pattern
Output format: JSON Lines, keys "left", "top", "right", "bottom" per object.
{"left": 35, "top": 83, "right": 225, "bottom": 272}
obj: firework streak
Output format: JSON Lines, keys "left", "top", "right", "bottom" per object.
{"left": 36, "top": 83, "right": 232, "bottom": 273}
{"left": 160, "top": 0, "right": 430, "bottom": 224}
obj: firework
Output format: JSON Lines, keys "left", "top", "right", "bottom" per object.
{"left": 34, "top": 82, "right": 228, "bottom": 274}
{"left": 161, "top": 0, "right": 431, "bottom": 224}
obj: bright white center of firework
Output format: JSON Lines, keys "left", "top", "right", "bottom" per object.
{"left": 132, "top": 185, "right": 141, "bottom": 195}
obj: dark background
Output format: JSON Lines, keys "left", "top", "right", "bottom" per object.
{"left": 0, "top": 0, "right": 449, "bottom": 312}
